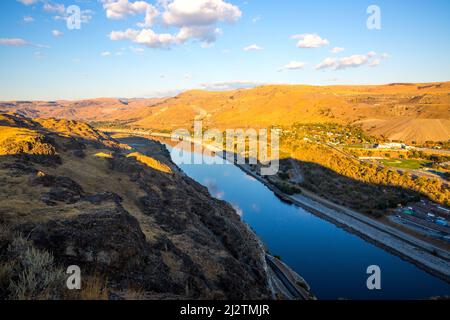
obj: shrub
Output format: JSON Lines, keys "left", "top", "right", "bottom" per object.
{"left": 7, "top": 237, "right": 66, "bottom": 300}
{"left": 278, "top": 172, "right": 290, "bottom": 180}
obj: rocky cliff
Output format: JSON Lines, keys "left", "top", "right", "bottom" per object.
{"left": 0, "top": 113, "right": 271, "bottom": 300}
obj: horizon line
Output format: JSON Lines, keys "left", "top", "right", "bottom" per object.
{"left": 1, "top": 80, "right": 449, "bottom": 102}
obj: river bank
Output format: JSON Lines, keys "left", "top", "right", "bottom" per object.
{"left": 230, "top": 159, "right": 450, "bottom": 283}
{"left": 102, "top": 129, "right": 450, "bottom": 288}
{"left": 113, "top": 133, "right": 317, "bottom": 300}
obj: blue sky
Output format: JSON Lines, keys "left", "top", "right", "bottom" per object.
{"left": 0, "top": 0, "right": 449, "bottom": 100}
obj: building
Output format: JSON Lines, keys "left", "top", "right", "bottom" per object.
{"left": 374, "top": 143, "right": 410, "bottom": 150}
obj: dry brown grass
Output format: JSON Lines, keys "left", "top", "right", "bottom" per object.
{"left": 3, "top": 82, "right": 450, "bottom": 143}
{"left": 0, "top": 126, "right": 56, "bottom": 156}
{"left": 35, "top": 118, "right": 105, "bottom": 141}
{"left": 72, "top": 275, "right": 109, "bottom": 300}
{"left": 114, "top": 285, "right": 147, "bottom": 300}
{"left": 127, "top": 152, "right": 172, "bottom": 173}
{"left": 130, "top": 82, "right": 450, "bottom": 143}
{"left": 94, "top": 152, "right": 113, "bottom": 159}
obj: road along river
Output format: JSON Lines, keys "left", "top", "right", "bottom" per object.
{"left": 164, "top": 142, "right": 450, "bottom": 300}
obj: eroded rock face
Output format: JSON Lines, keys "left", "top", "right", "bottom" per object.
{"left": 84, "top": 192, "right": 123, "bottom": 205}
{"left": 0, "top": 114, "right": 271, "bottom": 300}
{"left": 19, "top": 206, "right": 145, "bottom": 268}
{"left": 30, "top": 174, "right": 85, "bottom": 205}
{"left": 16, "top": 205, "right": 175, "bottom": 292}
{"left": 113, "top": 153, "right": 270, "bottom": 299}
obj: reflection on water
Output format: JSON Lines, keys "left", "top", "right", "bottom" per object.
{"left": 165, "top": 142, "right": 450, "bottom": 300}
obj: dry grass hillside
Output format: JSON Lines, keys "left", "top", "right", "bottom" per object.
{"left": 2, "top": 82, "right": 449, "bottom": 143}
{"left": 0, "top": 113, "right": 270, "bottom": 300}
{"left": 129, "top": 82, "right": 450, "bottom": 143}
{"left": 0, "top": 98, "right": 165, "bottom": 123}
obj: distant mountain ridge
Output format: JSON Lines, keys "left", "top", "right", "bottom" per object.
{"left": 0, "top": 98, "right": 166, "bottom": 123}
{"left": 2, "top": 82, "right": 449, "bottom": 143}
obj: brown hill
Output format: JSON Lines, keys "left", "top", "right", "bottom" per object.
{"left": 0, "top": 98, "right": 166, "bottom": 123}
{"left": 357, "top": 118, "right": 450, "bottom": 142}
{"left": 2, "top": 82, "right": 449, "bottom": 143}
{"left": 130, "top": 82, "right": 450, "bottom": 143}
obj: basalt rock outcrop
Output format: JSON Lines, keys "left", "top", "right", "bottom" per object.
{"left": 0, "top": 113, "right": 271, "bottom": 300}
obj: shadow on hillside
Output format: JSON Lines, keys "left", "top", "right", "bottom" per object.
{"left": 149, "top": 136, "right": 446, "bottom": 218}
{"left": 279, "top": 158, "right": 429, "bottom": 218}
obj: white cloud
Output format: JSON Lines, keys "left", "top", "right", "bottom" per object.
{"left": 103, "top": 0, "right": 150, "bottom": 19}
{"left": 109, "top": 25, "right": 224, "bottom": 48}
{"left": 279, "top": 61, "right": 306, "bottom": 71}
{"left": 17, "top": 0, "right": 39, "bottom": 5}
{"left": 200, "top": 41, "right": 215, "bottom": 48}
{"left": 43, "top": 2, "right": 65, "bottom": 15}
{"left": 34, "top": 51, "right": 45, "bottom": 59}
{"left": 54, "top": 10, "right": 94, "bottom": 24}
{"left": 369, "top": 59, "right": 380, "bottom": 67}
{"left": 101, "top": 51, "right": 112, "bottom": 56}
{"left": 316, "top": 51, "right": 388, "bottom": 70}
{"left": 316, "top": 57, "right": 337, "bottom": 70}
{"left": 251, "top": 15, "right": 261, "bottom": 23}
{"left": 162, "top": 0, "right": 241, "bottom": 27}
{"left": 184, "top": 73, "right": 192, "bottom": 80}
{"left": 243, "top": 44, "right": 262, "bottom": 51}
{"left": 176, "top": 25, "right": 222, "bottom": 43}
{"left": 370, "top": 53, "right": 390, "bottom": 66}
{"left": 52, "top": 30, "right": 63, "bottom": 37}
{"left": 331, "top": 47, "right": 344, "bottom": 54}
{"left": 337, "top": 54, "right": 369, "bottom": 69}
{"left": 49, "top": 4, "right": 93, "bottom": 25}
{"left": 108, "top": 0, "right": 242, "bottom": 48}
{"left": 102, "top": 0, "right": 158, "bottom": 27}
{"left": 129, "top": 46, "right": 145, "bottom": 53}
{"left": 109, "top": 28, "right": 176, "bottom": 48}
{"left": 141, "top": 88, "right": 184, "bottom": 98}
{"left": 0, "top": 38, "right": 30, "bottom": 46}
{"left": 199, "top": 81, "right": 262, "bottom": 91}
{"left": 23, "top": 15, "right": 35, "bottom": 23}
{"left": 292, "top": 33, "right": 329, "bottom": 48}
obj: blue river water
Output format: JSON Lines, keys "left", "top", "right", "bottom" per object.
{"left": 167, "top": 144, "right": 450, "bottom": 300}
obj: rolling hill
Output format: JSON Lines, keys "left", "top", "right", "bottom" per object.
{"left": 2, "top": 82, "right": 449, "bottom": 143}
{"left": 129, "top": 82, "right": 450, "bottom": 143}
{"left": 0, "top": 98, "right": 166, "bottom": 123}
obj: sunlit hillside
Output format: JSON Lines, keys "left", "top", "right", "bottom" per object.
{"left": 0, "top": 98, "right": 166, "bottom": 123}
{"left": 3, "top": 82, "right": 449, "bottom": 143}
{"left": 129, "top": 82, "right": 450, "bottom": 143}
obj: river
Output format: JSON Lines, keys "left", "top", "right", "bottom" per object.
{"left": 165, "top": 143, "right": 450, "bottom": 300}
